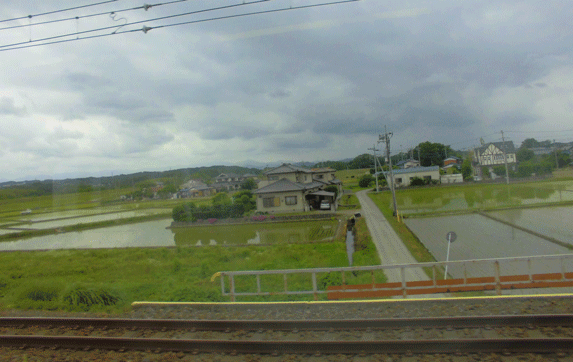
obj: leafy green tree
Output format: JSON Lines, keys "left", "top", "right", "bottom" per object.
{"left": 358, "top": 174, "right": 374, "bottom": 188}
{"left": 241, "top": 178, "right": 257, "bottom": 190}
{"left": 172, "top": 202, "right": 197, "bottom": 222}
{"left": 520, "top": 138, "right": 540, "bottom": 149}
{"left": 157, "top": 184, "right": 177, "bottom": 199}
{"left": 416, "top": 141, "right": 453, "bottom": 166}
{"left": 516, "top": 148, "right": 535, "bottom": 162}
{"left": 349, "top": 154, "right": 375, "bottom": 169}
{"left": 212, "top": 192, "right": 231, "bottom": 205}
{"left": 517, "top": 161, "right": 534, "bottom": 178}
{"left": 233, "top": 190, "right": 256, "bottom": 212}
{"left": 555, "top": 151, "right": 572, "bottom": 168}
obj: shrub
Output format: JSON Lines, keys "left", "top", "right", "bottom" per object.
{"left": 63, "top": 285, "right": 122, "bottom": 309}
{"left": 358, "top": 174, "right": 374, "bottom": 188}
{"left": 20, "top": 284, "right": 60, "bottom": 302}
{"left": 410, "top": 177, "right": 425, "bottom": 186}
{"left": 14, "top": 283, "right": 62, "bottom": 310}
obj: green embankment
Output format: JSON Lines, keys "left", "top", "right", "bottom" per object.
{"left": 0, "top": 216, "right": 384, "bottom": 311}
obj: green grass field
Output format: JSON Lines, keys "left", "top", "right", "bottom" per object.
{"left": 0, "top": 215, "right": 383, "bottom": 310}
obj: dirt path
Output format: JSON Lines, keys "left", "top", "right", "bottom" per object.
{"left": 355, "top": 190, "right": 429, "bottom": 283}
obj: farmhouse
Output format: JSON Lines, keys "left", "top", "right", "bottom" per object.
{"left": 382, "top": 166, "right": 440, "bottom": 187}
{"left": 213, "top": 173, "right": 257, "bottom": 191}
{"left": 473, "top": 142, "right": 516, "bottom": 167}
{"left": 177, "top": 180, "right": 216, "bottom": 198}
{"left": 253, "top": 164, "right": 342, "bottom": 213}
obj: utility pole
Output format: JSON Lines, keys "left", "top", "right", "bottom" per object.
{"left": 554, "top": 139, "right": 559, "bottom": 169}
{"left": 368, "top": 144, "right": 380, "bottom": 192}
{"left": 501, "top": 130, "right": 510, "bottom": 185}
{"left": 379, "top": 126, "right": 398, "bottom": 216}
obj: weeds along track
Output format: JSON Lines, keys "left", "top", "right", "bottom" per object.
{"left": 1, "top": 315, "right": 573, "bottom": 356}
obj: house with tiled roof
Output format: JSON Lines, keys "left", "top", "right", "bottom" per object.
{"left": 213, "top": 172, "right": 257, "bottom": 191}
{"left": 253, "top": 163, "right": 342, "bottom": 213}
{"left": 177, "top": 180, "right": 216, "bottom": 198}
{"left": 395, "top": 159, "right": 420, "bottom": 169}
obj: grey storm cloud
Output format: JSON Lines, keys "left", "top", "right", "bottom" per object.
{"left": 0, "top": 97, "right": 26, "bottom": 116}
{"left": 1, "top": 0, "right": 573, "bottom": 180}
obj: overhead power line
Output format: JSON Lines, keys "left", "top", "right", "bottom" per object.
{"left": 0, "top": 0, "right": 273, "bottom": 50}
{"left": 0, "top": 0, "right": 121, "bottom": 24}
{"left": 0, "top": 0, "right": 358, "bottom": 52}
{"left": 0, "top": 0, "right": 191, "bottom": 32}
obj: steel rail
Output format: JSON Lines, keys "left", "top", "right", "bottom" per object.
{"left": 0, "top": 335, "right": 572, "bottom": 354}
{"left": 2, "top": 314, "right": 573, "bottom": 331}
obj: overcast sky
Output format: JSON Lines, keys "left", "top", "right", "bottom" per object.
{"left": 1, "top": 0, "right": 572, "bottom": 181}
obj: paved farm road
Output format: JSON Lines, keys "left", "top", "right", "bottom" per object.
{"left": 355, "top": 190, "right": 428, "bottom": 283}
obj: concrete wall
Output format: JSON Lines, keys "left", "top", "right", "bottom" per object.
{"left": 441, "top": 174, "right": 464, "bottom": 184}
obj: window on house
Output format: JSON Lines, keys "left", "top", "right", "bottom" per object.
{"left": 263, "top": 197, "right": 279, "bottom": 207}
{"left": 285, "top": 196, "right": 297, "bottom": 205}
{"left": 396, "top": 178, "right": 403, "bottom": 183}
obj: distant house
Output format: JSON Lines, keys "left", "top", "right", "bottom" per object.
{"left": 529, "top": 147, "right": 553, "bottom": 156}
{"left": 381, "top": 166, "right": 440, "bottom": 187}
{"left": 253, "top": 163, "right": 341, "bottom": 213}
{"left": 212, "top": 173, "right": 260, "bottom": 192}
{"left": 473, "top": 142, "right": 517, "bottom": 167}
{"left": 395, "top": 159, "right": 420, "bottom": 169}
{"left": 443, "top": 156, "right": 462, "bottom": 167}
{"left": 177, "top": 180, "right": 215, "bottom": 198}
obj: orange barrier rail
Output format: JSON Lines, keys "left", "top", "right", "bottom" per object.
{"left": 328, "top": 272, "right": 573, "bottom": 300}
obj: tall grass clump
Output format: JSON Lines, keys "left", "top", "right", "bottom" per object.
{"left": 14, "top": 282, "right": 62, "bottom": 310}
{"left": 62, "top": 284, "right": 123, "bottom": 310}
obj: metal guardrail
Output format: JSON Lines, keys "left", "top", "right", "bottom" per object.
{"left": 212, "top": 254, "right": 573, "bottom": 301}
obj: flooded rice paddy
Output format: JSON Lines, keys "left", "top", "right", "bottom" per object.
{"left": 397, "top": 181, "right": 573, "bottom": 215}
{"left": 0, "top": 219, "right": 175, "bottom": 251}
{"left": 172, "top": 220, "right": 340, "bottom": 246}
{"left": 487, "top": 206, "right": 573, "bottom": 242}
{"left": 0, "top": 219, "right": 341, "bottom": 252}
{"left": 404, "top": 207, "right": 573, "bottom": 278}
{"left": 15, "top": 209, "right": 170, "bottom": 230}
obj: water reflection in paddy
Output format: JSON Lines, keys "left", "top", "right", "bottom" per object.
{"left": 16, "top": 209, "right": 170, "bottom": 230}
{"left": 404, "top": 213, "right": 572, "bottom": 278}
{"left": 397, "top": 182, "right": 573, "bottom": 215}
{"left": 488, "top": 207, "right": 573, "bottom": 243}
{"left": 0, "top": 219, "right": 174, "bottom": 251}
{"left": 172, "top": 221, "right": 339, "bottom": 246}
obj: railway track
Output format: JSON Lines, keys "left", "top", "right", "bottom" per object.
{"left": 1, "top": 315, "right": 572, "bottom": 356}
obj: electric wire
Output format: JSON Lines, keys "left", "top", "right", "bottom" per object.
{"left": 0, "top": 0, "right": 272, "bottom": 50}
{"left": 0, "top": 0, "right": 357, "bottom": 52}
{"left": 0, "top": 0, "right": 191, "bottom": 32}
{"left": 0, "top": 0, "right": 121, "bottom": 24}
